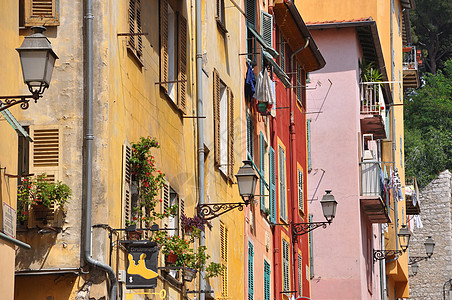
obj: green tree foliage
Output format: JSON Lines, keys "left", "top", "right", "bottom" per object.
{"left": 404, "top": 59, "right": 452, "bottom": 187}
{"left": 410, "top": 0, "right": 452, "bottom": 74}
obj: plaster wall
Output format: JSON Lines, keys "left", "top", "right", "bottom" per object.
{"left": 306, "top": 28, "right": 373, "bottom": 300}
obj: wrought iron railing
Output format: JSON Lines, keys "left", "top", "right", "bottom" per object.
{"left": 403, "top": 46, "right": 419, "bottom": 71}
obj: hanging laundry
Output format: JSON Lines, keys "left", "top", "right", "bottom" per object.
{"left": 245, "top": 63, "right": 256, "bottom": 99}
{"left": 414, "top": 215, "right": 423, "bottom": 228}
{"left": 254, "top": 69, "right": 275, "bottom": 105}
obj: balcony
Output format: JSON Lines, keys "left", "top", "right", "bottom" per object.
{"left": 360, "top": 83, "right": 387, "bottom": 140}
{"left": 360, "top": 161, "right": 391, "bottom": 223}
{"left": 403, "top": 46, "right": 421, "bottom": 88}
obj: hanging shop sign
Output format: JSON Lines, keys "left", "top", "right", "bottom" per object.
{"left": 124, "top": 240, "right": 159, "bottom": 289}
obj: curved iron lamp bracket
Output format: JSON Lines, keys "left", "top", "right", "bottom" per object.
{"left": 409, "top": 256, "right": 429, "bottom": 265}
{"left": 197, "top": 199, "right": 251, "bottom": 221}
{"left": 373, "top": 249, "right": 403, "bottom": 263}
{"left": 0, "top": 93, "right": 40, "bottom": 113}
{"left": 292, "top": 221, "right": 330, "bottom": 238}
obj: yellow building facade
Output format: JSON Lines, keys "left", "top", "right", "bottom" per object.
{"left": 8, "top": 0, "right": 245, "bottom": 299}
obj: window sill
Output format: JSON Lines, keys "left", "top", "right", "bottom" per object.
{"left": 216, "top": 17, "right": 228, "bottom": 35}
{"left": 126, "top": 44, "right": 144, "bottom": 68}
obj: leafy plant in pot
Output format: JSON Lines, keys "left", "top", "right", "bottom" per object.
{"left": 152, "top": 231, "right": 190, "bottom": 265}
{"left": 17, "top": 174, "right": 71, "bottom": 222}
{"left": 125, "top": 136, "right": 178, "bottom": 238}
{"left": 181, "top": 213, "right": 206, "bottom": 238}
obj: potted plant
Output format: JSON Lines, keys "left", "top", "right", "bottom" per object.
{"left": 17, "top": 174, "right": 71, "bottom": 222}
{"left": 152, "top": 231, "right": 190, "bottom": 265}
{"left": 181, "top": 213, "right": 206, "bottom": 238}
{"left": 126, "top": 137, "right": 178, "bottom": 236}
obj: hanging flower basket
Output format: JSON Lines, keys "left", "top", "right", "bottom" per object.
{"left": 183, "top": 267, "right": 197, "bottom": 282}
{"left": 257, "top": 102, "right": 268, "bottom": 113}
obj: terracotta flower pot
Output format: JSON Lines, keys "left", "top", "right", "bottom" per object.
{"left": 166, "top": 253, "right": 178, "bottom": 264}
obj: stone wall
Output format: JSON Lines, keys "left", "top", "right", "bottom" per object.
{"left": 409, "top": 170, "right": 452, "bottom": 299}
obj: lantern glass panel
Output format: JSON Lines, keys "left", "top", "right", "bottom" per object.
{"left": 18, "top": 50, "right": 49, "bottom": 88}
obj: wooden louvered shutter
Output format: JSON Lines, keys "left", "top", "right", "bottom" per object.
{"left": 28, "top": 126, "right": 61, "bottom": 227}
{"left": 122, "top": 143, "right": 132, "bottom": 226}
{"left": 298, "top": 169, "right": 304, "bottom": 212}
{"left": 178, "top": 197, "right": 184, "bottom": 236}
{"left": 227, "top": 87, "right": 234, "bottom": 179}
{"left": 128, "top": 0, "right": 143, "bottom": 58}
{"left": 161, "top": 180, "right": 170, "bottom": 228}
{"left": 177, "top": 13, "right": 187, "bottom": 114}
{"left": 248, "top": 242, "right": 254, "bottom": 300}
{"left": 245, "top": 0, "right": 256, "bottom": 28}
{"left": 269, "top": 146, "right": 276, "bottom": 223}
{"left": 260, "top": 132, "right": 265, "bottom": 211}
{"left": 24, "top": 0, "right": 60, "bottom": 27}
{"left": 307, "top": 119, "right": 312, "bottom": 171}
{"left": 298, "top": 253, "right": 303, "bottom": 296}
{"left": 309, "top": 214, "right": 314, "bottom": 279}
{"left": 280, "top": 34, "right": 285, "bottom": 72}
{"left": 159, "top": 0, "right": 169, "bottom": 93}
{"left": 279, "top": 146, "right": 287, "bottom": 221}
{"left": 213, "top": 69, "right": 221, "bottom": 166}
{"left": 220, "top": 222, "right": 229, "bottom": 297}
{"left": 296, "top": 64, "right": 302, "bottom": 104}
{"left": 264, "top": 260, "right": 271, "bottom": 300}
{"left": 282, "top": 239, "right": 290, "bottom": 293}
{"left": 261, "top": 11, "right": 273, "bottom": 48}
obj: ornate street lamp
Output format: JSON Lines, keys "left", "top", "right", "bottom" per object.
{"left": 197, "top": 161, "right": 258, "bottom": 221}
{"left": 409, "top": 236, "right": 435, "bottom": 265}
{"left": 373, "top": 224, "right": 411, "bottom": 262}
{"left": 292, "top": 190, "right": 337, "bottom": 237}
{"left": 410, "top": 262, "right": 419, "bottom": 276}
{"left": 0, "top": 26, "right": 58, "bottom": 112}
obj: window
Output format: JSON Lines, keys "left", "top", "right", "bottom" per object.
{"left": 308, "top": 214, "right": 314, "bottom": 279}
{"left": 247, "top": 112, "right": 254, "bottom": 160}
{"left": 282, "top": 239, "right": 290, "bottom": 293}
{"left": 128, "top": 0, "right": 143, "bottom": 59}
{"left": 307, "top": 120, "right": 312, "bottom": 171}
{"left": 160, "top": 0, "right": 187, "bottom": 113}
{"left": 279, "top": 145, "right": 287, "bottom": 221}
{"left": 220, "top": 222, "right": 229, "bottom": 297}
{"left": 259, "top": 132, "right": 268, "bottom": 211}
{"left": 216, "top": 0, "right": 227, "bottom": 33}
{"left": 20, "top": 0, "right": 60, "bottom": 27}
{"left": 269, "top": 147, "right": 276, "bottom": 223}
{"left": 298, "top": 253, "right": 303, "bottom": 297}
{"left": 248, "top": 242, "right": 254, "bottom": 300}
{"left": 298, "top": 169, "right": 304, "bottom": 212}
{"left": 213, "top": 69, "right": 235, "bottom": 180}
{"left": 261, "top": 11, "right": 273, "bottom": 68}
{"left": 25, "top": 126, "right": 62, "bottom": 227}
{"left": 264, "top": 260, "right": 271, "bottom": 300}
{"left": 279, "top": 33, "right": 286, "bottom": 73}
{"left": 245, "top": 0, "right": 257, "bottom": 63}
{"left": 296, "top": 63, "right": 302, "bottom": 104}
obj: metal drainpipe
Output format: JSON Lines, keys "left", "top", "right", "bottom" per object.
{"left": 195, "top": 0, "right": 206, "bottom": 298}
{"left": 289, "top": 38, "right": 310, "bottom": 297}
{"left": 83, "top": 0, "right": 117, "bottom": 299}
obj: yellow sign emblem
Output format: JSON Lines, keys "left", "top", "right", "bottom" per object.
{"left": 127, "top": 253, "right": 158, "bottom": 280}
{"left": 125, "top": 290, "right": 167, "bottom": 300}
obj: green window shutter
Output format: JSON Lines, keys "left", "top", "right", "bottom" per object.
{"left": 248, "top": 242, "right": 254, "bottom": 300}
{"left": 298, "top": 253, "right": 302, "bottom": 297}
{"left": 296, "top": 63, "right": 302, "bottom": 104}
{"left": 247, "top": 112, "right": 253, "bottom": 159}
{"left": 245, "top": 0, "right": 256, "bottom": 28}
{"left": 269, "top": 146, "right": 276, "bottom": 223}
{"left": 264, "top": 260, "right": 271, "bottom": 300}
{"left": 282, "top": 239, "right": 290, "bottom": 293}
{"left": 261, "top": 11, "right": 273, "bottom": 48}
{"left": 260, "top": 132, "right": 265, "bottom": 211}
{"left": 279, "top": 146, "right": 287, "bottom": 221}
{"left": 307, "top": 119, "right": 312, "bottom": 171}
{"left": 309, "top": 214, "right": 314, "bottom": 279}
{"left": 298, "top": 169, "right": 304, "bottom": 212}
{"left": 280, "top": 34, "right": 285, "bottom": 73}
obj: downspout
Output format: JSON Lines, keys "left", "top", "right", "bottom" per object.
{"left": 195, "top": 0, "right": 206, "bottom": 298}
{"left": 289, "top": 38, "right": 310, "bottom": 297}
{"left": 83, "top": 0, "right": 117, "bottom": 299}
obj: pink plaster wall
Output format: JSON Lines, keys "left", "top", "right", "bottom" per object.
{"left": 306, "top": 28, "right": 381, "bottom": 299}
